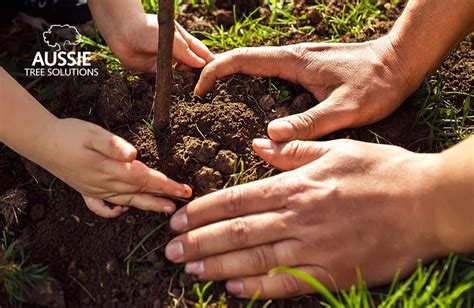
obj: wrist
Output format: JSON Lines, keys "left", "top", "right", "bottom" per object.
{"left": 27, "top": 117, "right": 60, "bottom": 170}
{"left": 372, "top": 34, "right": 426, "bottom": 96}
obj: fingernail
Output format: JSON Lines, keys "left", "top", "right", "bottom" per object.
{"left": 185, "top": 261, "right": 204, "bottom": 275}
{"left": 177, "top": 185, "right": 192, "bottom": 198}
{"left": 183, "top": 185, "right": 192, "bottom": 197}
{"left": 170, "top": 212, "right": 188, "bottom": 231}
{"left": 253, "top": 138, "right": 273, "bottom": 150}
{"left": 164, "top": 206, "right": 175, "bottom": 214}
{"left": 165, "top": 241, "right": 184, "bottom": 261}
{"left": 269, "top": 120, "right": 295, "bottom": 140}
{"left": 226, "top": 280, "right": 244, "bottom": 295}
{"left": 122, "top": 206, "right": 130, "bottom": 212}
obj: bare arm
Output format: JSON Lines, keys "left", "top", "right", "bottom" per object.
{"left": 388, "top": 0, "right": 474, "bottom": 92}
{"left": 0, "top": 67, "right": 191, "bottom": 217}
{"left": 0, "top": 67, "right": 57, "bottom": 163}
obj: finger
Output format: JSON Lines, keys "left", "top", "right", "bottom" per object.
{"left": 185, "top": 240, "right": 300, "bottom": 281}
{"left": 174, "top": 60, "right": 194, "bottom": 72}
{"left": 175, "top": 22, "right": 214, "bottom": 63}
{"left": 165, "top": 211, "right": 292, "bottom": 263}
{"left": 194, "top": 46, "right": 300, "bottom": 97}
{"left": 104, "top": 194, "right": 176, "bottom": 214}
{"left": 268, "top": 92, "right": 359, "bottom": 141}
{"left": 173, "top": 31, "right": 207, "bottom": 68}
{"left": 83, "top": 195, "right": 128, "bottom": 219}
{"left": 252, "top": 139, "right": 329, "bottom": 170}
{"left": 227, "top": 266, "right": 335, "bottom": 299}
{"left": 102, "top": 160, "right": 192, "bottom": 198}
{"left": 87, "top": 125, "right": 137, "bottom": 162}
{"left": 169, "top": 173, "right": 295, "bottom": 232}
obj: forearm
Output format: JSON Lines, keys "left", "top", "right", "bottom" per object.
{"left": 0, "top": 67, "right": 57, "bottom": 166}
{"left": 388, "top": 0, "right": 474, "bottom": 91}
{"left": 431, "top": 137, "right": 474, "bottom": 254}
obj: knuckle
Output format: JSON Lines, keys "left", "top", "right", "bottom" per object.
{"left": 189, "top": 234, "right": 203, "bottom": 256}
{"left": 138, "top": 165, "right": 151, "bottom": 193}
{"left": 280, "top": 274, "right": 303, "bottom": 296}
{"left": 290, "top": 44, "right": 309, "bottom": 58}
{"left": 229, "top": 217, "right": 250, "bottom": 246}
{"left": 286, "top": 141, "right": 304, "bottom": 160}
{"left": 212, "top": 258, "right": 226, "bottom": 276}
{"left": 296, "top": 112, "right": 317, "bottom": 139}
{"left": 223, "top": 187, "right": 244, "bottom": 215}
{"left": 249, "top": 246, "right": 270, "bottom": 271}
{"left": 283, "top": 175, "right": 310, "bottom": 197}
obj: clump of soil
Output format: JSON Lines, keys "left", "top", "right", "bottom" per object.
{"left": 211, "top": 150, "right": 239, "bottom": 175}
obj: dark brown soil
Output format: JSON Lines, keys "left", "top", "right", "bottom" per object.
{"left": 0, "top": 1, "right": 472, "bottom": 307}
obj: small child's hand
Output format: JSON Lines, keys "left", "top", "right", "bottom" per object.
{"left": 39, "top": 118, "right": 192, "bottom": 218}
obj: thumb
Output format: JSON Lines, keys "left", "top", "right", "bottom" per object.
{"left": 88, "top": 126, "right": 137, "bottom": 162}
{"left": 268, "top": 93, "right": 357, "bottom": 142}
{"left": 252, "top": 139, "right": 328, "bottom": 170}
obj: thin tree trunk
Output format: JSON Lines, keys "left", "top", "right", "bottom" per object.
{"left": 154, "top": 0, "right": 175, "bottom": 130}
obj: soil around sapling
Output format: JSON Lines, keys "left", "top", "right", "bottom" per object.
{"left": 0, "top": 66, "right": 319, "bottom": 306}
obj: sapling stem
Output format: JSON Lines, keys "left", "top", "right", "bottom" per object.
{"left": 154, "top": 0, "right": 175, "bottom": 129}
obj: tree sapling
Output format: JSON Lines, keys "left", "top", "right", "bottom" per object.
{"left": 153, "top": 0, "right": 175, "bottom": 130}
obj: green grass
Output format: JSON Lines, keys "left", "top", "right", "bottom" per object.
{"left": 124, "top": 221, "right": 168, "bottom": 275}
{"left": 414, "top": 79, "right": 473, "bottom": 152}
{"left": 271, "top": 255, "right": 474, "bottom": 307}
{"left": 192, "top": 281, "right": 220, "bottom": 307}
{"left": 314, "top": 0, "right": 387, "bottom": 40}
{"left": 195, "top": 0, "right": 393, "bottom": 49}
{"left": 196, "top": 5, "right": 312, "bottom": 49}
{"left": 0, "top": 228, "right": 48, "bottom": 305}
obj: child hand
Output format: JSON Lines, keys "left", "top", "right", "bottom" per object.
{"left": 88, "top": 0, "right": 215, "bottom": 72}
{"left": 38, "top": 118, "right": 192, "bottom": 218}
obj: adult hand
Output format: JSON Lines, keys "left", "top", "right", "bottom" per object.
{"left": 164, "top": 139, "right": 457, "bottom": 299}
{"left": 194, "top": 35, "right": 422, "bottom": 141}
{"left": 88, "top": 0, "right": 214, "bottom": 72}
{"left": 40, "top": 118, "right": 192, "bottom": 218}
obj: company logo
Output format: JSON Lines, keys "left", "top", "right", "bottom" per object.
{"left": 42, "top": 24, "right": 83, "bottom": 50}
{"left": 24, "top": 24, "right": 98, "bottom": 77}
